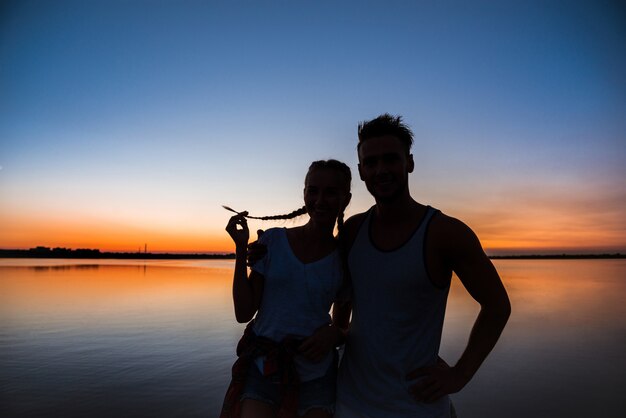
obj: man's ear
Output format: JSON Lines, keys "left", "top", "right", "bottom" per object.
{"left": 358, "top": 163, "right": 364, "bottom": 180}
{"left": 407, "top": 154, "right": 415, "bottom": 173}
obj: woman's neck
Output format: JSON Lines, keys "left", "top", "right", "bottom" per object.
{"left": 300, "top": 220, "right": 336, "bottom": 243}
{"left": 285, "top": 220, "right": 337, "bottom": 264}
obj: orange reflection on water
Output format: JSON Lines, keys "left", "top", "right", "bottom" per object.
{"left": 0, "top": 260, "right": 239, "bottom": 330}
{"left": 441, "top": 259, "right": 626, "bottom": 361}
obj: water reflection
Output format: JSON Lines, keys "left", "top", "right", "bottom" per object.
{"left": 441, "top": 259, "right": 626, "bottom": 418}
{"left": 1, "top": 259, "right": 243, "bottom": 418}
{"left": 4, "top": 265, "right": 223, "bottom": 327}
{"left": 1, "top": 259, "right": 625, "bottom": 417}
{"left": 29, "top": 264, "right": 101, "bottom": 272}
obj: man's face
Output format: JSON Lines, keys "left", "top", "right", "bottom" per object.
{"left": 358, "top": 135, "right": 414, "bottom": 202}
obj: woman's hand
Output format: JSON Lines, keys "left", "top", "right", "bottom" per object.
{"left": 298, "top": 324, "right": 342, "bottom": 363}
{"left": 225, "top": 212, "right": 249, "bottom": 250}
{"left": 246, "top": 229, "right": 267, "bottom": 266}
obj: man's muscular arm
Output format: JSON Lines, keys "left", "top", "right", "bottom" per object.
{"left": 408, "top": 217, "right": 511, "bottom": 402}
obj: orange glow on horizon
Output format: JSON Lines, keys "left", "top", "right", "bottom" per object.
{"left": 1, "top": 205, "right": 624, "bottom": 254}
{"left": 0, "top": 213, "right": 237, "bottom": 253}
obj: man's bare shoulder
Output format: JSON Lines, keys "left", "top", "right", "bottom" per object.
{"left": 430, "top": 211, "right": 482, "bottom": 253}
{"left": 341, "top": 212, "right": 369, "bottom": 248}
{"left": 345, "top": 211, "right": 369, "bottom": 227}
{"left": 431, "top": 211, "right": 469, "bottom": 233}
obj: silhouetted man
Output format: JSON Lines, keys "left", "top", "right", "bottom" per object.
{"left": 333, "top": 114, "right": 510, "bottom": 418}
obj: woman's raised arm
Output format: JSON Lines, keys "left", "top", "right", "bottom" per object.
{"left": 225, "top": 213, "right": 264, "bottom": 323}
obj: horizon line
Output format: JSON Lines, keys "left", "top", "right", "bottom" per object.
{"left": 1, "top": 247, "right": 625, "bottom": 259}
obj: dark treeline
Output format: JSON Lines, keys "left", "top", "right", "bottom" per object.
{"left": 490, "top": 253, "right": 625, "bottom": 259}
{"left": 1, "top": 247, "right": 623, "bottom": 260}
{"left": 0, "top": 246, "right": 235, "bottom": 259}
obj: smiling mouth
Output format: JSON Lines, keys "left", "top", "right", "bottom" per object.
{"left": 313, "top": 209, "right": 331, "bottom": 214}
{"left": 375, "top": 174, "right": 394, "bottom": 183}
{"left": 310, "top": 207, "right": 334, "bottom": 217}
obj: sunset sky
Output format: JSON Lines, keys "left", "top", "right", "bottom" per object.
{"left": 1, "top": 0, "right": 624, "bottom": 255}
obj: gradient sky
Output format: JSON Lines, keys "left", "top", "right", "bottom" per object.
{"left": 1, "top": 0, "right": 625, "bottom": 254}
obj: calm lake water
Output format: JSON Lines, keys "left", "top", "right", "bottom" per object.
{"left": 1, "top": 258, "right": 625, "bottom": 417}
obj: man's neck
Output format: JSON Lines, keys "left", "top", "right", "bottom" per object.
{"left": 373, "top": 193, "right": 424, "bottom": 224}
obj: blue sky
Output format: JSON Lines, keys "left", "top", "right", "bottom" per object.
{"left": 1, "top": 0, "right": 624, "bottom": 253}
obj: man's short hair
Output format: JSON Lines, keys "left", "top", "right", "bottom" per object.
{"left": 357, "top": 113, "right": 414, "bottom": 155}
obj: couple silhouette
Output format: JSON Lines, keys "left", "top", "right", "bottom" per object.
{"left": 221, "top": 114, "right": 511, "bottom": 418}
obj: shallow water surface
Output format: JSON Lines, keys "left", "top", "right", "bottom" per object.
{"left": 1, "top": 258, "right": 624, "bottom": 417}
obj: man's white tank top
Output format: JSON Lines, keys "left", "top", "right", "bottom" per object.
{"left": 337, "top": 206, "right": 452, "bottom": 418}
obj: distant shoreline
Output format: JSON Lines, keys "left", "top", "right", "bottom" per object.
{"left": 489, "top": 254, "right": 625, "bottom": 259}
{"left": 0, "top": 248, "right": 236, "bottom": 260}
{"left": 0, "top": 248, "right": 624, "bottom": 260}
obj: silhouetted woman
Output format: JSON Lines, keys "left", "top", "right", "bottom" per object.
{"left": 220, "top": 160, "right": 352, "bottom": 418}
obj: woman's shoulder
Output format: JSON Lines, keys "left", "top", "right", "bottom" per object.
{"left": 258, "top": 227, "right": 286, "bottom": 244}
{"left": 249, "top": 228, "right": 286, "bottom": 273}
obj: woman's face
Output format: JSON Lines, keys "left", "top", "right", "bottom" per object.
{"left": 304, "top": 168, "right": 351, "bottom": 226}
